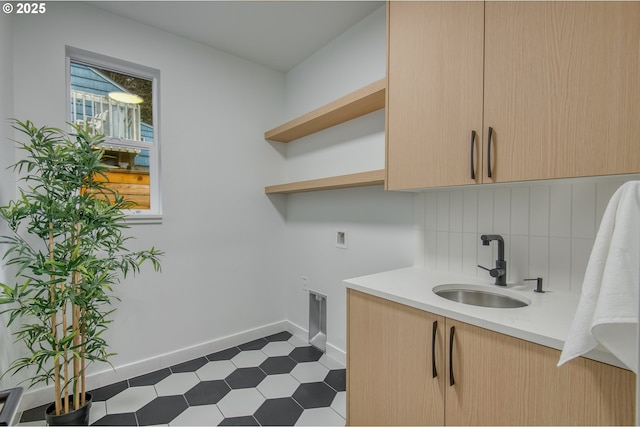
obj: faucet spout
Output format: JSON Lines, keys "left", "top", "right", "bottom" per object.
{"left": 479, "top": 234, "right": 507, "bottom": 286}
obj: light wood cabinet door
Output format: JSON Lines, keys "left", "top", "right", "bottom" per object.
{"left": 445, "top": 319, "right": 636, "bottom": 426}
{"left": 347, "top": 290, "right": 445, "bottom": 425}
{"left": 483, "top": 1, "right": 640, "bottom": 182}
{"left": 386, "top": 1, "right": 484, "bottom": 190}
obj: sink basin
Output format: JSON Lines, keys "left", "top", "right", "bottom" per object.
{"left": 433, "top": 284, "right": 530, "bottom": 308}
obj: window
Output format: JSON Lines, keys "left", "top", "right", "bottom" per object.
{"left": 66, "top": 47, "right": 161, "bottom": 218}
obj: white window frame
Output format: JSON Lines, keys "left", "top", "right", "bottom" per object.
{"left": 65, "top": 47, "right": 162, "bottom": 222}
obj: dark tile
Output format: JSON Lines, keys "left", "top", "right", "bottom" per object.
{"left": 253, "top": 397, "right": 303, "bottom": 426}
{"left": 289, "top": 346, "right": 323, "bottom": 363}
{"left": 324, "top": 369, "right": 346, "bottom": 392}
{"left": 128, "top": 368, "right": 172, "bottom": 387}
{"left": 264, "top": 331, "right": 293, "bottom": 342}
{"left": 292, "top": 382, "right": 337, "bottom": 409}
{"left": 20, "top": 403, "right": 49, "bottom": 422}
{"left": 238, "top": 338, "right": 268, "bottom": 351}
{"left": 225, "top": 367, "right": 267, "bottom": 389}
{"left": 219, "top": 415, "right": 260, "bottom": 426}
{"left": 170, "top": 356, "right": 209, "bottom": 373}
{"left": 90, "top": 380, "right": 129, "bottom": 401}
{"left": 184, "top": 380, "right": 230, "bottom": 406}
{"left": 207, "top": 346, "right": 241, "bottom": 361}
{"left": 135, "top": 395, "right": 188, "bottom": 425}
{"left": 91, "top": 412, "right": 137, "bottom": 426}
{"left": 259, "top": 356, "right": 297, "bottom": 375}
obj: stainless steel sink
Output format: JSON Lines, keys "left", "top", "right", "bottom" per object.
{"left": 433, "top": 284, "right": 530, "bottom": 308}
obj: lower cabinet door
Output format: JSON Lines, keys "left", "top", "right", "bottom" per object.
{"left": 347, "top": 290, "right": 445, "bottom": 425}
{"left": 445, "top": 319, "right": 636, "bottom": 426}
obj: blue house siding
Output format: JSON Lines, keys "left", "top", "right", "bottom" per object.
{"left": 71, "top": 62, "right": 154, "bottom": 168}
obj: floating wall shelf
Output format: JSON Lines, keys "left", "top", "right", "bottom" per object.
{"left": 265, "top": 169, "right": 385, "bottom": 194}
{"left": 265, "top": 78, "right": 386, "bottom": 143}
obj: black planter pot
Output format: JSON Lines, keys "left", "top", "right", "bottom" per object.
{"left": 44, "top": 393, "right": 92, "bottom": 426}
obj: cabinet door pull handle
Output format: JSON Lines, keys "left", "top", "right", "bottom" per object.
{"left": 470, "top": 130, "right": 476, "bottom": 180}
{"left": 449, "top": 325, "right": 455, "bottom": 386}
{"left": 432, "top": 320, "right": 438, "bottom": 378}
{"left": 487, "top": 127, "right": 493, "bottom": 178}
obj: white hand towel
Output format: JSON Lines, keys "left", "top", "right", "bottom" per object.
{"left": 558, "top": 181, "right": 640, "bottom": 373}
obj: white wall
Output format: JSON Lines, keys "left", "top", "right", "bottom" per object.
{"left": 0, "top": 10, "right": 17, "bottom": 392}
{"left": 415, "top": 174, "right": 640, "bottom": 293}
{"left": 279, "top": 5, "right": 415, "bottom": 358}
{"left": 5, "top": 2, "right": 287, "bottom": 399}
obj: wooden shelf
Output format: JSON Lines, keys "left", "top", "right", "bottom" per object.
{"left": 265, "top": 169, "right": 385, "bottom": 194}
{"left": 265, "top": 79, "right": 386, "bottom": 143}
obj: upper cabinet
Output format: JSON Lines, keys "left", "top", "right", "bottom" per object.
{"left": 386, "top": 1, "right": 640, "bottom": 191}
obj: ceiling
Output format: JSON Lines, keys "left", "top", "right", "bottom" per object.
{"left": 89, "top": 1, "right": 384, "bottom": 73}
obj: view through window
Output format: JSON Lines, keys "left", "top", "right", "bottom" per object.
{"left": 69, "top": 57, "right": 158, "bottom": 214}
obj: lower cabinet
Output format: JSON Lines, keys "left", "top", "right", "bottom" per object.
{"left": 347, "top": 289, "right": 636, "bottom": 426}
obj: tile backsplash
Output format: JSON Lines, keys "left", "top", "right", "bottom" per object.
{"left": 414, "top": 174, "right": 640, "bottom": 293}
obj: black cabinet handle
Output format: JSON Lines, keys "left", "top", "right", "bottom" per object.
{"left": 449, "top": 326, "right": 455, "bottom": 386}
{"left": 470, "top": 130, "right": 476, "bottom": 180}
{"left": 432, "top": 320, "right": 438, "bottom": 378}
{"left": 487, "top": 127, "right": 493, "bottom": 178}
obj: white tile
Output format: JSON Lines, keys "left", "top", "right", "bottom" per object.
{"left": 424, "top": 231, "right": 437, "bottom": 269}
{"left": 510, "top": 186, "right": 529, "bottom": 236}
{"left": 256, "top": 374, "right": 300, "bottom": 399}
{"left": 296, "top": 408, "right": 345, "bottom": 426}
{"left": 477, "top": 187, "right": 494, "bottom": 233}
{"left": 89, "top": 401, "right": 106, "bottom": 425}
{"left": 462, "top": 189, "right": 478, "bottom": 233}
{"left": 595, "top": 178, "right": 626, "bottom": 231}
{"left": 290, "top": 362, "right": 329, "bottom": 383}
{"left": 261, "top": 341, "right": 295, "bottom": 357}
{"left": 105, "top": 386, "right": 157, "bottom": 414}
{"left": 529, "top": 185, "right": 550, "bottom": 236}
{"left": 155, "top": 372, "right": 200, "bottom": 396}
{"left": 508, "top": 235, "right": 528, "bottom": 283}
{"left": 169, "top": 405, "right": 223, "bottom": 426}
{"left": 331, "top": 391, "right": 346, "bottom": 419}
{"left": 528, "top": 236, "right": 549, "bottom": 280}
{"left": 231, "top": 350, "right": 268, "bottom": 368}
{"left": 414, "top": 193, "right": 426, "bottom": 231}
{"left": 461, "top": 233, "right": 478, "bottom": 277}
{"left": 318, "top": 354, "right": 344, "bottom": 370}
{"left": 449, "top": 191, "right": 463, "bottom": 232}
{"left": 436, "top": 191, "right": 450, "bottom": 231}
{"left": 493, "top": 188, "right": 511, "bottom": 235}
{"left": 414, "top": 229, "right": 425, "bottom": 267}
{"left": 424, "top": 192, "right": 438, "bottom": 231}
{"left": 570, "top": 238, "right": 594, "bottom": 293}
{"left": 288, "top": 335, "right": 308, "bottom": 348}
{"left": 549, "top": 237, "right": 571, "bottom": 292}
{"left": 196, "top": 360, "right": 236, "bottom": 381}
{"left": 436, "top": 231, "right": 449, "bottom": 271}
{"left": 571, "top": 182, "right": 596, "bottom": 239}
{"left": 217, "top": 389, "right": 265, "bottom": 418}
{"left": 549, "top": 183, "right": 571, "bottom": 237}
{"left": 448, "top": 232, "right": 463, "bottom": 273}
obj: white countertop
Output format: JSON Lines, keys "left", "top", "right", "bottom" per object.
{"left": 344, "top": 266, "right": 626, "bottom": 369}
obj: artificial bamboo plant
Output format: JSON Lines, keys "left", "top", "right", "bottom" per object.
{"left": 0, "top": 120, "right": 162, "bottom": 416}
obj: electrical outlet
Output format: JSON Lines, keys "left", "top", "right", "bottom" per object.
{"left": 302, "top": 276, "right": 309, "bottom": 291}
{"left": 336, "top": 229, "right": 348, "bottom": 249}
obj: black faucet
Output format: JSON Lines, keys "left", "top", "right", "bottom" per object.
{"left": 478, "top": 234, "right": 507, "bottom": 286}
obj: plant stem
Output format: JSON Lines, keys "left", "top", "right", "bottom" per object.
{"left": 49, "top": 223, "right": 62, "bottom": 416}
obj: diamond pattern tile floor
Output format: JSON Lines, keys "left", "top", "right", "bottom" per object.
{"left": 18, "top": 331, "right": 346, "bottom": 426}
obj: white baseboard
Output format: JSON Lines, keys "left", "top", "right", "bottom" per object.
{"left": 18, "top": 319, "right": 346, "bottom": 412}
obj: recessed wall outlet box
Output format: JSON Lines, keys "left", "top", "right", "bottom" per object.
{"left": 308, "top": 290, "right": 327, "bottom": 353}
{"left": 336, "top": 229, "right": 348, "bottom": 249}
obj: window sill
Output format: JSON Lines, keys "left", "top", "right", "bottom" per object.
{"left": 124, "top": 214, "right": 163, "bottom": 225}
